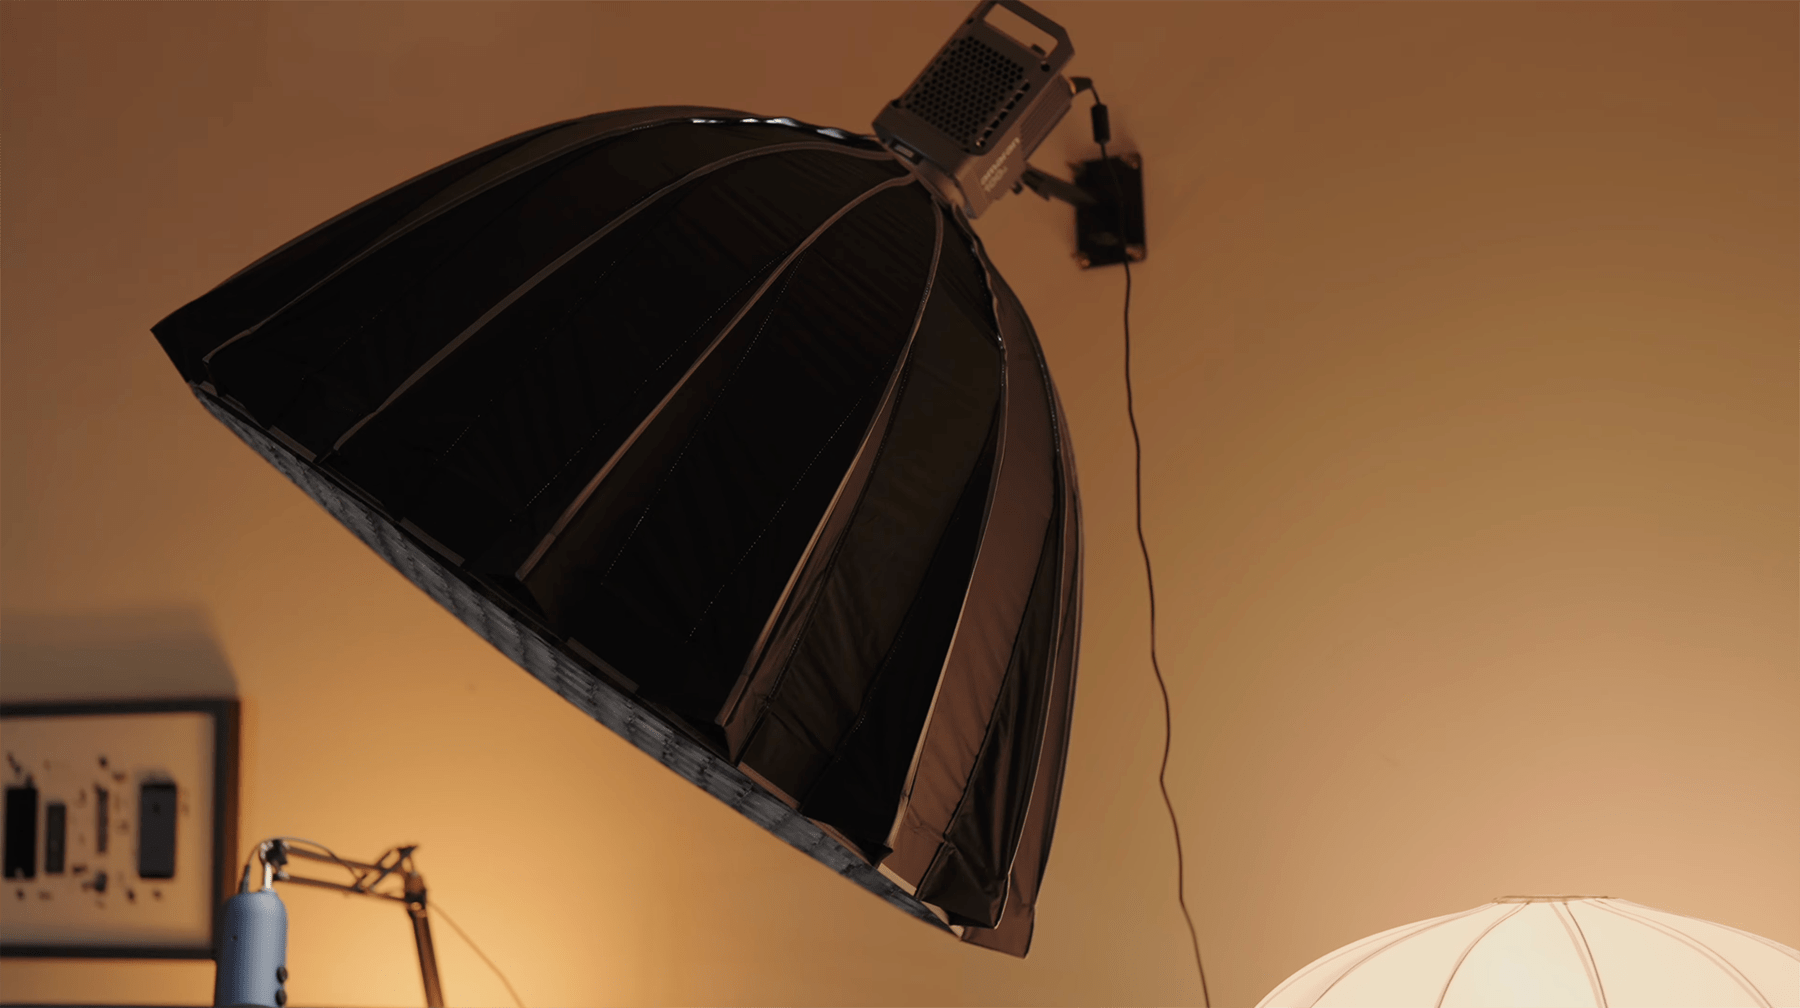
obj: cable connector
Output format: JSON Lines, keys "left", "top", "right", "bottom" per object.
{"left": 1069, "top": 77, "right": 1111, "bottom": 144}
{"left": 1090, "top": 102, "right": 1111, "bottom": 145}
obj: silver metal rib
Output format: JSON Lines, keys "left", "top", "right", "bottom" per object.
{"left": 198, "top": 124, "right": 891, "bottom": 372}
{"left": 328, "top": 140, "right": 896, "bottom": 454}
{"left": 716, "top": 202, "right": 945, "bottom": 735}
{"left": 514, "top": 172, "right": 922, "bottom": 581}
{"left": 201, "top": 116, "right": 678, "bottom": 367}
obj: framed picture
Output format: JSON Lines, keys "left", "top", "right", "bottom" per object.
{"left": 1, "top": 699, "right": 238, "bottom": 959}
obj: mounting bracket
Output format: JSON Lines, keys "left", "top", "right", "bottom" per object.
{"left": 1070, "top": 154, "right": 1145, "bottom": 268}
{"left": 1018, "top": 165, "right": 1096, "bottom": 208}
{"left": 1015, "top": 155, "right": 1147, "bottom": 268}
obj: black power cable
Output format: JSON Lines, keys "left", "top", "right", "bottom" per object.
{"left": 430, "top": 897, "right": 527, "bottom": 1008}
{"left": 1072, "top": 77, "right": 1212, "bottom": 1008}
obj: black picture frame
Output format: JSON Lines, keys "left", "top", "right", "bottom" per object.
{"left": 0, "top": 698, "right": 239, "bottom": 961}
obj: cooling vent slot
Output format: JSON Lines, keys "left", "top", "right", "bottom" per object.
{"left": 901, "top": 36, "right": 1030, "bottom": 153}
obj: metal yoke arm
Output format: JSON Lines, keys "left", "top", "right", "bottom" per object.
{"left": 1017, "top": 164, "right": 1098, "bottom": 206}
{"left": 260, "top": 841, "right": 446, "bottom": 1008}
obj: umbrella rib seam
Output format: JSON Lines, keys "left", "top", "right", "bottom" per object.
{"left": 795, "top": 402, "right": 988, "bottom": 814}
{"left": 887, "top": 203, "right": 1012, "bottom": 862}
{"left": 199, "top": 115, "right": 892, "bottom": 370}
{"left": 755, "top": 222, "right": 963, "bottom": 793}
{"left": 199, "top": 115, "right": 579, "bottom": 299}
{"left": 680, "top": 359, "right": 894, "bottom": 639}
{"left": 201, "top": 113, "right": 663, "bottom": 368}
{"left": 906, "top": 209, "right": 1057, "bottom": 918}
{"left": 329, "top": 141, "right": 904, "bottom": 455}
{"left": 1434, "top": 903, "right": 1525, "bottom": 1008}
{"left": 885, "top": 398, "right": 1004, "bottom": 837}
{"left": 1291, "top": 906, "right": 1493, "bottom": 1008}
{"left": 590, "top": 263, "right": 802, "bottom": 588}
{"left": 459, "top": 258, "right": 774, "bottom": 522}
{"left": 1587, "top": 900, "right": 1774, "bottom": 1008}
{"left": 974, "top": 268, "right": 1082, "bottom": 923}
{"left": 1608, "top": 902, "right": 1800, "bottom": 961}
{"left": 716, "top": 359, "right": 914, "bottom": 739}
{"left": 515, "top": 173, "right": 919, "bottom": 580}
{"left": 717, "top": 203, "right": 945, "bottom": 742}
{"left": 1555, "top": 900, "right": 1609, "bottom": 1008}
{"left": 917, "top": 502, "right": 1062, "bottom": 925}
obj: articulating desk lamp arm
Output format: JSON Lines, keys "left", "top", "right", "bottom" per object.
{"left": 214, "top": 838, "right": 445, "bottom": 1008}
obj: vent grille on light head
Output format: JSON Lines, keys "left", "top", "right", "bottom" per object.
{"left": 901, "top": 36, "right": 1027, "bottom": 152}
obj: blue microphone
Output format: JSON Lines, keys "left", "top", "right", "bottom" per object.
{"left": 214, "top": 852, "right": 289, "bottom": 1007}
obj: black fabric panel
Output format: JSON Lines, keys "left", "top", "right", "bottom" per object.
{"left": 184, "top": 386, "right": 953, "bottom": 937}
{"left": 712, "top": 203, "right": 996, "bottom": 758}
{"left": 323, "top": 175, "right": 716, "bottom": 562}
{"left": 928, "top": 214, "right": 1001, "bottom": 348}
{"left": 275, "top": 125, "right": 876, "bottom": 456}
{"left": 324, "top": 150, "right": 908, "bottom": 568}
{"left": 522, "top": 182, "right": 938, "bottom": 725}
{"left": 916, "top": 466, "right": 1065, "bottom": 929}
{"left": 794, "top": 411, "right": 1000, "bottom": 861}
{"left": 202, "top": 121, "right": 845, "bottom": 441}
{"left": 917, "top": 267, "right": 1073, "bottom": 931}
{"left": 733, "top": 252, "right": 1003, "bottom": 814}
{"left": 148, "top": 122, "right": 568, "bottom": 385}
{"left": 878, "top": 216, "right": 1059, "bottom": 891}
{"left": 359, "top": 109, "right": 752, "bottom": 253}
{"left": 961, "top": 392, "right": 1083, "bottom": 956}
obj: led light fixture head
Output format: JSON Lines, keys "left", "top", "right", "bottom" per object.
{"left": 873, "top": 0, "right": 1076, "bottom": 219}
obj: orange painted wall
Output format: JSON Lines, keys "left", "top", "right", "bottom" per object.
{"left": 2, "top": 3, "right": 1794, "bottom": 1005}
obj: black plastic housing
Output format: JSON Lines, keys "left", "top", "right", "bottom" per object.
{"left": 1071, "top": 154, "right": 1146, "bottom": 268}
{"left": 873, "top": 0, "right": 1075, "bottom": 219}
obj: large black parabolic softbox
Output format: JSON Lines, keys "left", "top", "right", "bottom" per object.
{"left": 152, "top": 108, "right": 1081, "bottom": 955}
